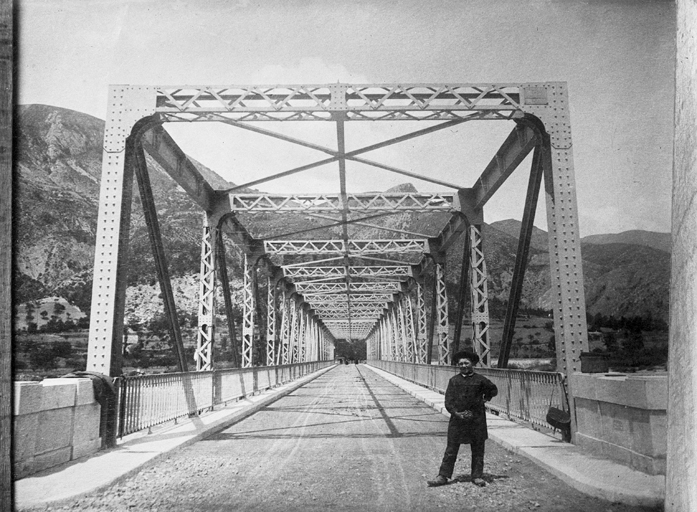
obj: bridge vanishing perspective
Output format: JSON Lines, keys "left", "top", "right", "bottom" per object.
{"left": 86, "top": 82, "right": 588, "bottom": 440}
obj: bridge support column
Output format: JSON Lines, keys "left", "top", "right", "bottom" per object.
{"left": 523, "top": 83, "right": 590, "bottom": 377}
{"left": 435, "top": 260, "right": 450, "bottom": 365}
{"left": 415, "top": 282, "right": 428, "bottom": 364}
{"left": 86, "top": 87, "right": 156, "bottom": 376}
{"left": 266, "top": 276, "right": 277, "bottom": 366}
{"left": 298, "top": 308, "right": 307, "bottom": 362}
{"left": 290, "top": 297, "right": 300, "bottom": 363}
{"left": 389, "top": 306, "right": 399, "bottom": 361}
{"left": 469, "top": 225, "right": 491, "bottom": 367}
{"left": 216, "top": 231, "right": 238, "bottom": 368}
{"left": 133, "top": 143, "right": 188, "bottom": 372}
{"left": 241, "top": 253, "right": 256, "bottom": 368}
{"left": 86, "top": 125, "right": 137, "bottom": 376}
{"left": 403, "top": 292, "right": 416, "bottom": 363}
{"left": 396, "top": 298, "right": 407, "bottom": 361}
{"left": 279, "top": 288, "right": 290, "bottom": 364}
{"left": 196, "top": 215, "right": 218, "bottom": 370}
{"left": 667, "top": 3, "right": 697, "bottom": 508}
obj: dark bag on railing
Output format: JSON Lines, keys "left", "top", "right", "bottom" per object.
{"left": 545, "top": 406, "right": 571, "bottom": 430}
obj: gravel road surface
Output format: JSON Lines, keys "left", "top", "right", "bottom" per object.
{"left": 20, "top": 365, "right": 662, "bottom": 511}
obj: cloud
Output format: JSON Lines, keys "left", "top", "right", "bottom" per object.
{"left": 250, "top": 58, "right": 369, "bottom": 85}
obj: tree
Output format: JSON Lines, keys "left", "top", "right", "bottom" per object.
{"left": 623, "top": 331, "right": 645, "bottom": 352}
{"left": 603, "top": 331, "right": 618, "bottom": 352}
{"left": 29, "top": 344, "right": 57, "bottom": 369}
{"left": 52, "top": 341, "right": 72, "bottom": 359}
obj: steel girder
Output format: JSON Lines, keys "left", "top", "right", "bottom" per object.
{"left": 298, "top": 309, "right": 307, "bottom": 362}
{"left": 241, "top": 254, "right": 255, "bottom": 367}
{"left": 311, "top": 301, "right": 389, "bottom": 310}
{"left": 282, "top": 265, "right": 411, "bottom": 279}
{"left": 132, "top": 141, "right": 188, "bottom": 372}
{"left": 301, "top": 293, "right": 394, "bottom": 303}
{"left": 400, "top": 294, "right": 413, "bottom": 362}
{"left": 264, "top": 239, "right": 429, "bottom": 256}
{"left": 195, "top": 216, "right": 217, "bottom": 371}
{"left": 498, "top": 145, "right": 544, "bottom": 368}
{"left": 266, "top": 276, "right": 277, "bottom": 366}
{"left": 294, "top": 282, "right": 401, "bottom": 294}
{"left": 470, "top": 123, "right": 538, "bottom": 210}
{"left": 415, "top": 282, "right": 428, "bottom": 364}
{"left": 148, "top": 84, "right": 526, "bottom": 122}
{"left": 279, "top": 288, "right": 291, "bottom": 365}
{"left": 140, "top": 124, "right": 217, "bottom": 211}
{"left": 229, "top": 192, "right": 455, "bottom": 212}
{"left": 290, "top": 297, "right": 300, "bottom": 363}
{"left": 403, "top": 292, "right": 416, "bottom": 362}
{"left": 89, "top": 82, "right": 587, "bottom": 381}
{"left": 469, "top": 225, "right": 491, "bottom": 367}
{"left": 435, "top": 262, "right": 450, "bottom": 365}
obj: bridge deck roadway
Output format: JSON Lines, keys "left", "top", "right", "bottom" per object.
{"left": 16, "top": 365, "right": 663, "bottom": 511}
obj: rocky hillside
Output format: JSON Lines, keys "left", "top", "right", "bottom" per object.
{"left": 14, "top": 104, "right": 235, "bottom": 328}
{"left": 13, "top": 104, "right": 672, "bottom": 329}
{"left": 488, "top": 220, "right": 671, "bottom": 321}
{"left": 581, "top": 230, "right": 671, "bottom": 253}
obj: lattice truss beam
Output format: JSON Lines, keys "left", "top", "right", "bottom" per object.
{"left": 88, "top": 82, "right": 588, "bottom": 377}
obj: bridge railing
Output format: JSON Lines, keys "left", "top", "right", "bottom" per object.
{"left": 116, "top": 361, "right": 333, "bottom": 438}
{"left": 367, "top": 360, "right": 568, "bottom": 433}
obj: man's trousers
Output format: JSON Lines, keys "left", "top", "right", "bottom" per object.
{"left": 437, "top": 439, "right": 485, "bottom": 479}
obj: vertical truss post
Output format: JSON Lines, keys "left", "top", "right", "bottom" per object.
{"left": 379, "top": 317, "right": 386, "bottom": 360}
{"left": 470, "top": 224, "right": 491, "bottom": 367}
{"left": 86, "top": 133, "right": 137, "bottom": 376}
{"left": 435, "top": 260, "right": 450, "bottom": 365}
{"left": 452, "top": 220, "right": 472, "bottom": 356}
{"left": 280, "top": 288, "right": 290, "bottom": 364}
{"left": 290, "top": 297, "right": 300, "bottom": 363}
{"left": 389, "top": 306, "right": 399, "bottom": 361}
{"left": 542, "top": 139, "right": 588, "bottom": 372}
{"left": 312, "top": 319, "right": 319, "bottom": 361}
{"left": 415, "top": 282, "right": 428, "bottom": 364}
{"left": 133, "top": 142, "right": 187, "bottom": 372}
{"left": 242, "top": 253, "right": 256, "bottom": 368}
{"left": 521, "top": 83, "right": 589, "bottom": 379}
{"left": 196, "top": 214, "right": 217, "bottom": 371}
{"left": 403, "top": 292, "right": 416, "bottom": 362}
{"left": 266, "top": 276, "right": 277, "bottom": 366}
{"left": 307, "top": 317, "right": 314, "bottom": 362}
{"left": 308, "top": 312, "right": 315, "bottom": 362}
{"left": 396, "top": 298, "right": 407, "bottom": 361}
{"left": 87, "top": 87, "right": 156, "bottom": 377}
{"left": 216, "top": 232, "right": 239, "bottom": 368}
{"left": 427, "top": 268, "right": 438, "bottom": 365}
{"left": 498, "top": 145, "right": 544, "bottom": 368}
{"left": 299, "top": 308, "right": 307, "bottom": 362}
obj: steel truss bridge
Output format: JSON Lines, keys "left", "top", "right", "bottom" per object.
{"left": 87, "top": 82, "right": 588, "bottom": 384}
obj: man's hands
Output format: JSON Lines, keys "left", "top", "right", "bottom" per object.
{"left": 456, "top": 410, "right": 474, "bottom": 420}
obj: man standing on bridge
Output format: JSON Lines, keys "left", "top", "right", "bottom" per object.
{"left": 427, "top": 350, "right": 498, "bottom": 488}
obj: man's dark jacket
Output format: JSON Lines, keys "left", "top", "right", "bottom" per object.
{"left": 444, "top": 371, "right": 498, "bottom": 445}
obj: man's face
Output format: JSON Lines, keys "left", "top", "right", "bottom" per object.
{"left": 457, "top": 357, "right": 474, "bottom": 374}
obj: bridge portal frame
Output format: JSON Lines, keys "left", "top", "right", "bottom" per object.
{"left": 87, "top": 82, "right": 588, "bottom": 388}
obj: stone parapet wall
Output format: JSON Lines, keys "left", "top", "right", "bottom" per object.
{"left": 571, "top": 372, "right": 667, "bottom": 475}
{"left": 13, "top": 378, "right": 101, "bottom": 479}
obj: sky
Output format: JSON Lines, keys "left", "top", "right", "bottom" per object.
{"left": 16, "top": 0, "right": 676, "bottom": 237}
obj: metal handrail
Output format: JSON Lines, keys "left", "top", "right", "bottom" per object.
{"left": 116, "top": 361, "right": 333, "bottom": 438}
{"left": 367, "top": 360, "right": 568, "bottom": 432}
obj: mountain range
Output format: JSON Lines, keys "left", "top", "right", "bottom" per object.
{"left": 13, "top": 105, "right": 672, "bottom": 329}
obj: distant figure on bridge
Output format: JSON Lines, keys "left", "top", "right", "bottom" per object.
{"left": 427, "top": 351, "right": 498, "bottom": 488}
